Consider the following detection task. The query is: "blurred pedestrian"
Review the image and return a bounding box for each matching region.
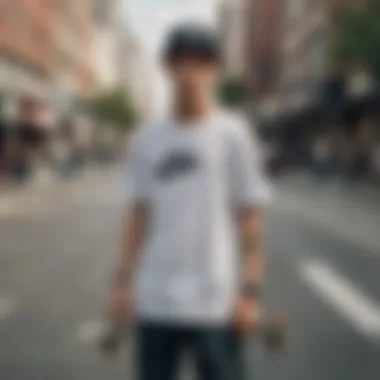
[104,23,270,380]
[8,96,48,184]
[311,135,332,183]
[0,111,9,181]
[345,123,371,187]
[372,140,380,185]
[52,137,72,177]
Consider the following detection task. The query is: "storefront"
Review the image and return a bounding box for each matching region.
[0,59,51,122]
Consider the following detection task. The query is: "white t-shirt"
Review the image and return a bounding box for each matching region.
[127,110,270,325]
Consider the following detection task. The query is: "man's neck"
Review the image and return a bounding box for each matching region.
[174,98,214,125]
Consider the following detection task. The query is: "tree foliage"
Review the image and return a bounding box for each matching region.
[333,0,380,79]
[217,76,248,108]
[91,88,137,131]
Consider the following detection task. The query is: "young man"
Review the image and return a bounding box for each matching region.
[107,23,270,380]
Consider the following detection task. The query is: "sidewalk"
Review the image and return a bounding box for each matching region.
[0,167,58,215]
[0,165,117,218]
[273,172,380,253]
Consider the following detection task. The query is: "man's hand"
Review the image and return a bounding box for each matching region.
[100,287,132,356]
[235,206,264,337]
[109,287,132,328]
[100,202,147,356]
[234,296,261,337]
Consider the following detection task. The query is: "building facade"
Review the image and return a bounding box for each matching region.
[92,0,121,90]
[0,0,55,118]
[244,0,362,120]
[218,0,246,77]
[117,32,154,117]
[93,0,118,28]
[53,0,95,116]
[279,0,327,115]
[74,0,95,98]
[92,0,153,117]
[277,0,369,119]
[244,0,283,118]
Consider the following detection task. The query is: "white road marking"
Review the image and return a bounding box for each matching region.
[77,320,107,344]
[0,296,17,320]
[299,260,380,340]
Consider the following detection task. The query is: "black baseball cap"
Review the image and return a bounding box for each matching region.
[162,23,221,64]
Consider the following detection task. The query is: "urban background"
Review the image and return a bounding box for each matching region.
[0,0,153,185]
[218,0,380,185]
[1,0,379,187]
[0,1,379,380]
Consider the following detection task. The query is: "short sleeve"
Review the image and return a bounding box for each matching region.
[230,120,272,207]
[125,133,149,202]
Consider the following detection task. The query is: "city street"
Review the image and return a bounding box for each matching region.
[0,169,379,380]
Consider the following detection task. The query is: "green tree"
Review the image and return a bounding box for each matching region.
[333,0,380,79]
[91,88,137,131]
[217,76,248,108]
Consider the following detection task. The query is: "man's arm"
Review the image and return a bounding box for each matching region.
[231,121,270,335]
[238,207,265,295]
[114,201,149,289]
[108,129,150,329]
[234,206,266,337]
[113,130,150,290]
[110,201,149,327]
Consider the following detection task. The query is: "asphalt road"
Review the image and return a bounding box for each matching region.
[0,170,379,380]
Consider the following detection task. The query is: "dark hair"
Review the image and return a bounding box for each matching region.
[163,23,221,64]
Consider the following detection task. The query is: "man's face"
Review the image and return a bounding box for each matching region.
[167,55,219,100]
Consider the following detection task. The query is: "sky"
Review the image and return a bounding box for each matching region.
[127,0,219,56]
[125,0,220,111]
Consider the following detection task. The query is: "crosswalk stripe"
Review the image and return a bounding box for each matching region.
[299,260,380,340]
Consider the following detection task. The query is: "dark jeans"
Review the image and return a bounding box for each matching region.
[136,322,247,380]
